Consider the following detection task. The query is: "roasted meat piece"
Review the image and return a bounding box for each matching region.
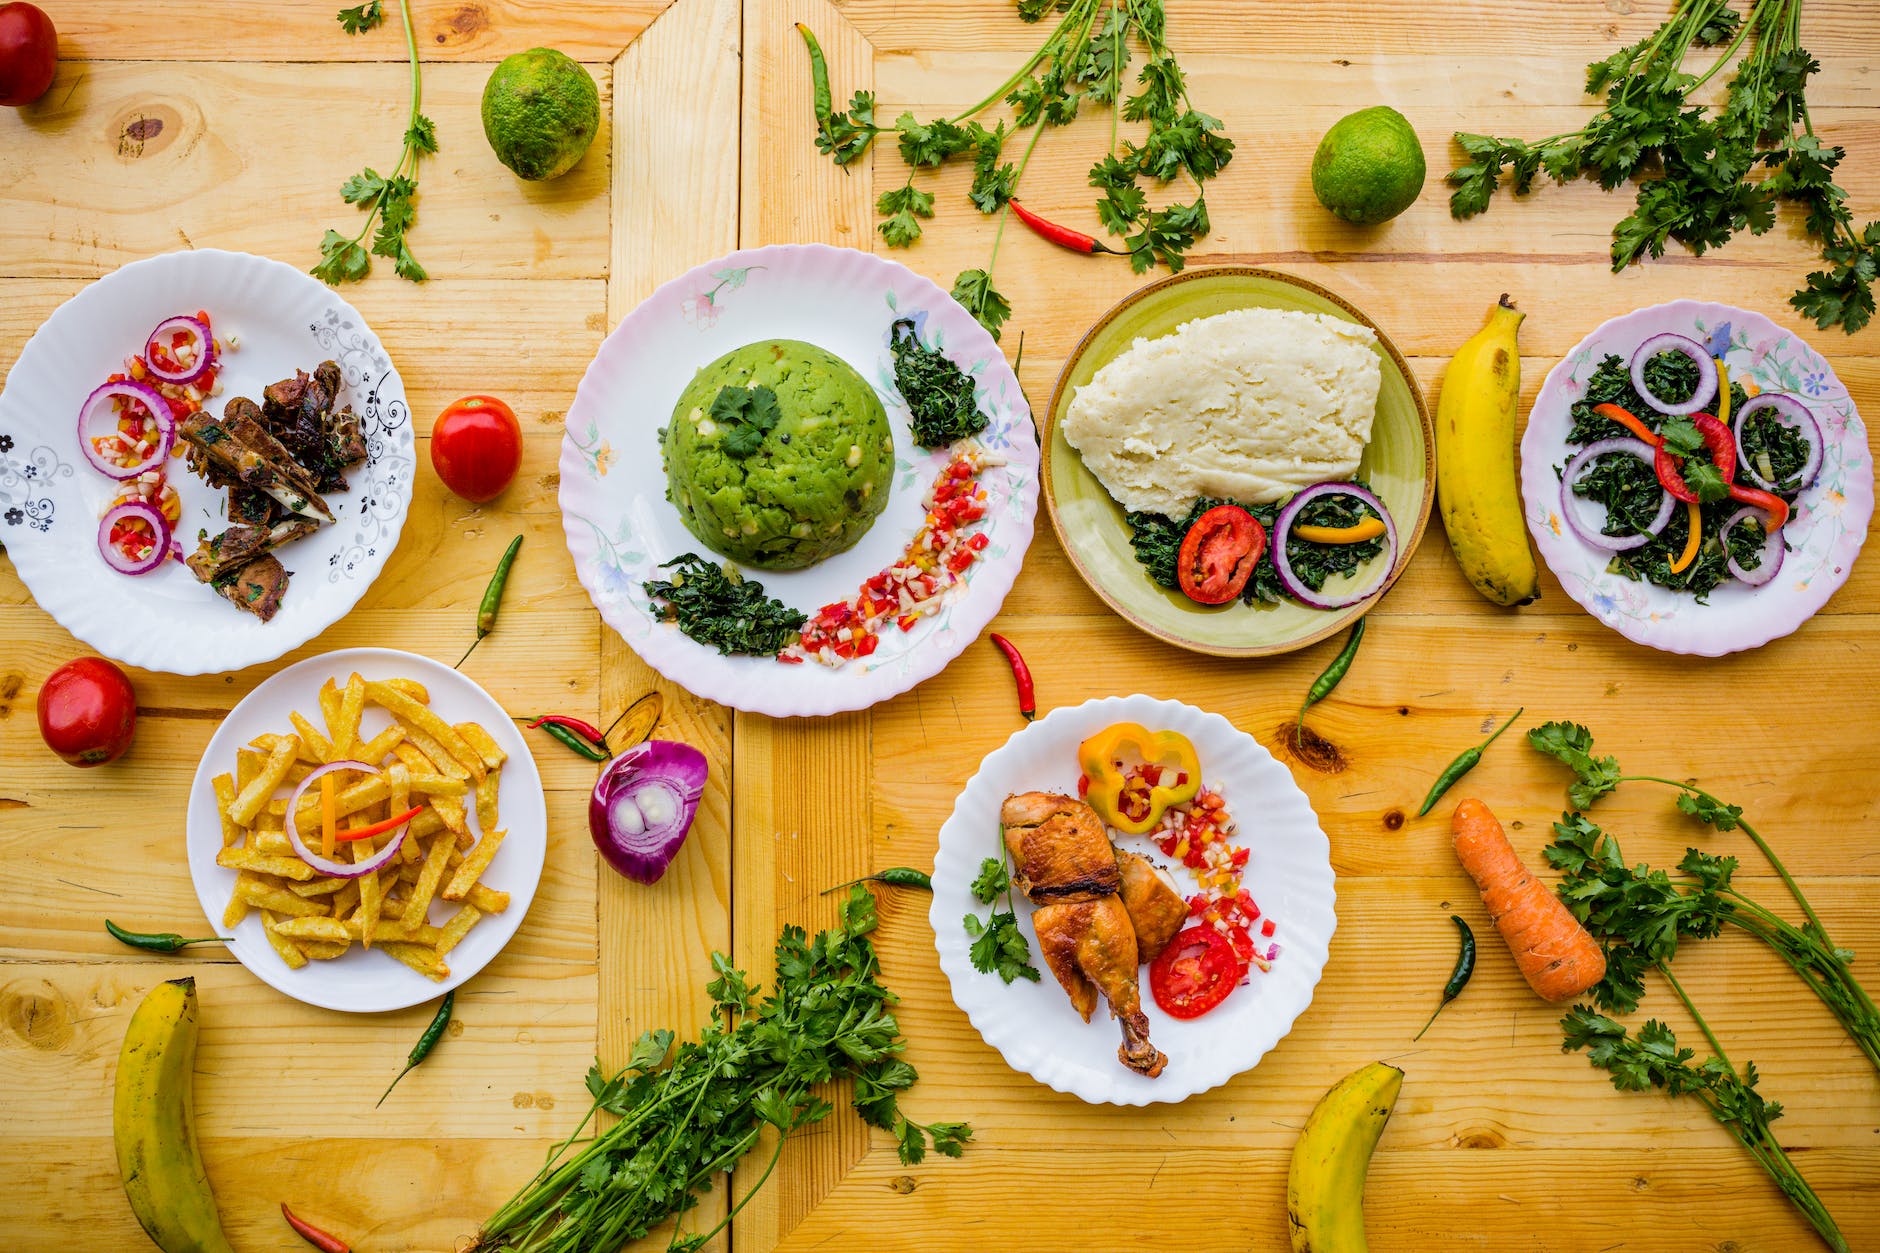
[208,555,290,622]
[999,791,1167,1078]
[185,517,320,583]
[1116,851,1188,964]
[259,360,367,492]
[227,485,276,526]
[180,398,333,522]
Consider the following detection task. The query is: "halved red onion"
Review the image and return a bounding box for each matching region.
[1733,393,1822,492]
[284,759,409,878]
[1559,438,1676,551]
[142,314,215,386]
[1271,482,1399,611]
[1722,507,1784,587]
[1629,333,1717,416]
[97,499,173,575]
[590,740,708,884]
[78,379,175,480]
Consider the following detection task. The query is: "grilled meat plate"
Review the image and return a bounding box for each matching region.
[179,398,333,523]
[208,555,291,622]
[260,360,367,492]
[185,517,321,583]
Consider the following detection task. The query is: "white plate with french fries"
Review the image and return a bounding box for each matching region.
[185,647,546,1012]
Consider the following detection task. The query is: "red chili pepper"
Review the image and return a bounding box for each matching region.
[1592,402,1662,447]
[527,713,608,744]
[1726,482,1791,532]
[1009,200,1121,256]
[989,632,1036,720]
[282,1203,351,1253]
[1653,413,1736,504]
[334,805,424,843]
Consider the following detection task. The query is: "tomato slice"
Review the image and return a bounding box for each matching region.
[1176,505,1264,605]
[1148,925,1240,1019]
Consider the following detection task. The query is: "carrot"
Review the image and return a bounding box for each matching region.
[1451,797,1606,1003]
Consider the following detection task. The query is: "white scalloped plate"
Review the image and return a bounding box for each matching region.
[0,250,415,674]
[929,695,1336,1106]
[185,648,545,1013]
[1525,300,1871,655]
[558,243,1038,718]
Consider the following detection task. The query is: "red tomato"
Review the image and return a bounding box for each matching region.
[37,657,137,767]
[1176,504,1265,605]
[0,3,57,107]
[431,395,523,503]
[1148,925,1240,1019]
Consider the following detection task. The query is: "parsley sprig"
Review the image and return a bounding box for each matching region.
[964,845,1041,985]
[473,886,970,1253]
[315,0,435,284]
[801,0,1232,340]
[708,384,783,458]
[1447,0,1877,334]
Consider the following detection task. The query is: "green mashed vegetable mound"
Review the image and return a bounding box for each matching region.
[662,340,894,570]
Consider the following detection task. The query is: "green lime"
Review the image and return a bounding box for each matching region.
[481,47,600,182]
[1310,106,1426,225]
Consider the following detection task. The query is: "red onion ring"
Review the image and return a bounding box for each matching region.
[1733,393,1822,492]
[284,759,410,879]
[1629,333,1717,416]
[97,499,173,575]
[1560,438,1676,551]
[1722,507,1784,587]
[142,314,215,386]
[1270,482,1399,610]
[78,379,176,480]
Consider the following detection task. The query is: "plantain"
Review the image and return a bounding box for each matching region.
[1287,1061,1404,1253]
[1435,294,1541,606]
[114,977,236,1253]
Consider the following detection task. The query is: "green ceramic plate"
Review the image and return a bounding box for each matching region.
[1042,267,1435,658]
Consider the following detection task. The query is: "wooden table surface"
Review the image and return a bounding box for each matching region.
[3,2,1877,1250]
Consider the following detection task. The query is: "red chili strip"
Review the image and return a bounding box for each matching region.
[282,1203,351,1253]
[527,713,608,744]
[1726,482,1791,531]
[1654,413,1736,504]
[333,805,425,843]
[1009,200,1119,256]
[989,632,1035,720]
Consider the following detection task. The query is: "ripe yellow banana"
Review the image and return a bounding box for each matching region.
[114,978,236,1253]
[1287,1061,1404,1253]
[1436,295,1541,606]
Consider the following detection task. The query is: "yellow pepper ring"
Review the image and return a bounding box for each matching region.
[1670,361,1729,578]
[1293,516,1387,545]
[1077,722,1202,836]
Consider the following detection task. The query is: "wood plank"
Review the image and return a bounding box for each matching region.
[0,60,612,281]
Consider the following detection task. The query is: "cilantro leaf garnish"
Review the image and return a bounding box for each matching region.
[708,384,782,458]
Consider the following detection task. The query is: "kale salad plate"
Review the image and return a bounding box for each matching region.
[558,244,1038,717]
[1525,301,1872,656]
[1042,267,1434,658]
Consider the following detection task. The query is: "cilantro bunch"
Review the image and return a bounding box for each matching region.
[472,887,970,1253]
[1448,0,1876,334]
[964,848,1041,985]
[803,0,1233,340]
[315,0,435,284]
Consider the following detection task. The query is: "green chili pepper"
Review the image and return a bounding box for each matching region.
[1413,915,1476,1040]
[540,720,611,762]
[1416,707,1524,817]
[1297,618,1366,735]
[456,534,523,668]
[795,22,834,129]
[105,919,229,953]
[378,990,454,1108]
[821,867,934,894]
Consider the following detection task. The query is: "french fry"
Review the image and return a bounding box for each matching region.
[330,880,361,919]
[379,941,448,981]
[236,747,264,794]
[367,680,483,781]
[213,773,240,848]
[385,677,430,705]
[229,736,298,826]
[223,871,258,928]
[455,721,507,771]
[357,829,383,949]
[435,904,482,958]
[394,724,468,783]
[289,710,333,763]
[329,672,366,760]
[475,766,502,834]
[431,793,470,838]
[216,846,317,882]
[268,916,352,944]
[238,880,329,918]
[404,827,456,923]
[356,722,406,765]
[279,771,389,825]
[465,883,511,914]
[317,678,341,732]
[406,773,468,797]
[443,829,506,902]
[262,913,309,970]
[301,940,351,960]
[288,875,350,897]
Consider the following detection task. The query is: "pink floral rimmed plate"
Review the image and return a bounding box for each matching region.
[1524,300,1871,655]
[558,243,1039,717]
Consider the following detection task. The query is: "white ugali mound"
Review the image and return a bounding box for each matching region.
[1062,308,1382,518]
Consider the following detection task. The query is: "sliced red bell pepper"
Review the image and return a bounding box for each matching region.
[1726,483,1791,532]
[1593,403,1662,447]
[334,805,425,843]
[1654,413,1736,504]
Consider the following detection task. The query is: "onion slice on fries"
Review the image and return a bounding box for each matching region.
[285,759,411,878]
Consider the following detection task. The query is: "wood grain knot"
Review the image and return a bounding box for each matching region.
[112,104,182,160]
[0,671,21,717]
[887,1175,917,1194]
[4,984,75,1051]
[1382,808,1404,831]
[434,3,489,46]
[1278,722,1345,775]
[1454,1127,1505,1149]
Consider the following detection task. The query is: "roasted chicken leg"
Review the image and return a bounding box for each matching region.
[1000,791,1167,1078]
[1116,851,1188,964]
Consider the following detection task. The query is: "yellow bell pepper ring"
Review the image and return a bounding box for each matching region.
[1077,722,1202,835]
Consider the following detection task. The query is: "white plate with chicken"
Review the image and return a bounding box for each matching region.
[0,249,414,674]
[930,695,1336,1105]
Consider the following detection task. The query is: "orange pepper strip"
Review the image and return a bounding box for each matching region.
[1294,517,1387,545]
[320,775,337,859]
[1669,501,1704,574]
[334,805,423,844]
[1593,403,1662,447]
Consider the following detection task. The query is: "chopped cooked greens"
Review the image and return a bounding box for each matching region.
[643,554,805,656]
[1125,486,1383,607]
[890,319,991,448]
